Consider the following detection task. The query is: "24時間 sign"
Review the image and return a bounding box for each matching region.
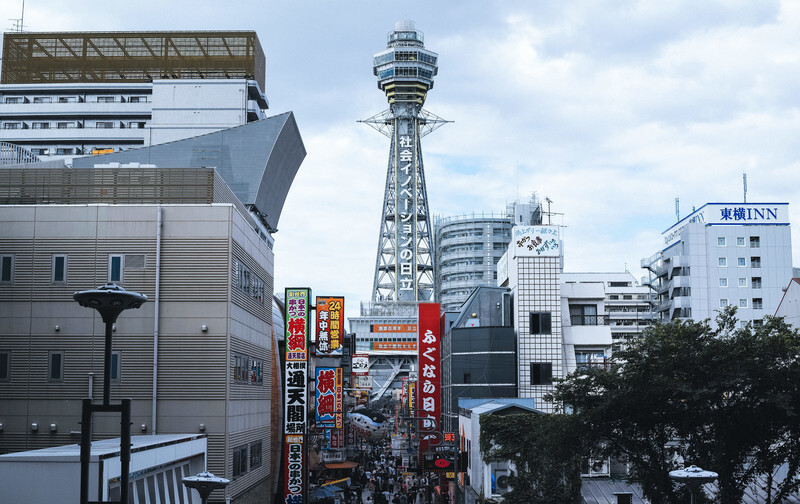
[417,303,441,453]
[316,297,344,356]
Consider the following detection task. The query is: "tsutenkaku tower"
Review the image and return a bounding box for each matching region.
[362,20,449,303]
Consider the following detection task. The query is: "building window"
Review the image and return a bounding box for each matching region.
[233,354,263,384]
[737,257,746,267]
[58,96,77,103]
[97,96,116,103]
[4,97,22,104]
[570,305,599,326]
[3,122,22,129]
[33,96,52,103]
[720,299,728,308]
[753,319,763,328]
[109,255,123,283]
[56,148,75,155]
[608,294,619,300]
[0,255,13,283]
[48,351,64,382]
[0,351,9,381]
[717,237,726,246]
[737,237,745,246]
[752,277,762,289]
[52,254,67,283]
[738,277,747,287]
[718,257,727,267]
[57,121,76,129]
[750,236,760,248]
[463,372,471,384]
[96,122,114,128]
[719,278,728,287]
[250,441,263,469]
[232,445,248,478]
[30,148,49,155]
[530,362,553,385]
[576,351,607,370]
[128,96,147,103]
[124,254,146,271]
[234,260,265,304]
[751,257,761,268]
[111,351,121,383]
[753,298,763,310]
[529,312,552,334]
[127,121,146,129]
[32,122,50,129]
[739,299,748,308]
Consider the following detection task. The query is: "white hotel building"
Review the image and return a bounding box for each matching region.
[642,202,793,326]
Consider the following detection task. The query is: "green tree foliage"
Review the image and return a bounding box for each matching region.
[550,307,800,504]
[479,412,584,504]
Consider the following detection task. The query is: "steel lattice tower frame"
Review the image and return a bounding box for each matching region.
[361,20,449,303]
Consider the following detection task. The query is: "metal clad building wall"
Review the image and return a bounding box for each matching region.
[159,237,229,301]
[227,425,271,496]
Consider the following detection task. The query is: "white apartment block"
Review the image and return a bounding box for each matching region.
[642,203,792,326]
[0,31,267,161]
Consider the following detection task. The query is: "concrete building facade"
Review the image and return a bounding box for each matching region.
[642,203,792,326]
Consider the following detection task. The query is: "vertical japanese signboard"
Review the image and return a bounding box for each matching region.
[417,303,441,454]
[284,434,304,502]
[316,296,344,356]
[315,367,343,429]
[397,133,416,294]
[284,288,309,504]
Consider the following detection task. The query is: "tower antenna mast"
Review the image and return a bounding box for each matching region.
[9,0,25,32]
[743,172,748,203]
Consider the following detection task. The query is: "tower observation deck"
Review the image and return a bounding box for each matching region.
[361,20,449,302]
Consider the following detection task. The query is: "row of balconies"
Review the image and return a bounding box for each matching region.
[3,120,147,130]
[3,95,151,104]
[0,101,152,118]
[438,263,487,275]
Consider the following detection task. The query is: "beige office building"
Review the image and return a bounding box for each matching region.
[0,167,290,503]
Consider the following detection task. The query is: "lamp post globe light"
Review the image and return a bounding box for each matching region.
[73,282,147,504]
[669,465,718,504]
[73,282,147,405]
[182,471,231,504]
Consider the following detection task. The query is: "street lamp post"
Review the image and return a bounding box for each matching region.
[669,465,718,504]
[182,471,230,504]
[74,283,147,504]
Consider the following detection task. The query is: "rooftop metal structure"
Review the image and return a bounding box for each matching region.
[1,31,266,90]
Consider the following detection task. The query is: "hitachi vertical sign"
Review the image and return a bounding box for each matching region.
[417,303,441,453]
[284,288,309,504]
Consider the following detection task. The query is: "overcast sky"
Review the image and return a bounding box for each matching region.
[6,0,800,324]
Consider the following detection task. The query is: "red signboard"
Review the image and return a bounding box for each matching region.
[417,303,441,454]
